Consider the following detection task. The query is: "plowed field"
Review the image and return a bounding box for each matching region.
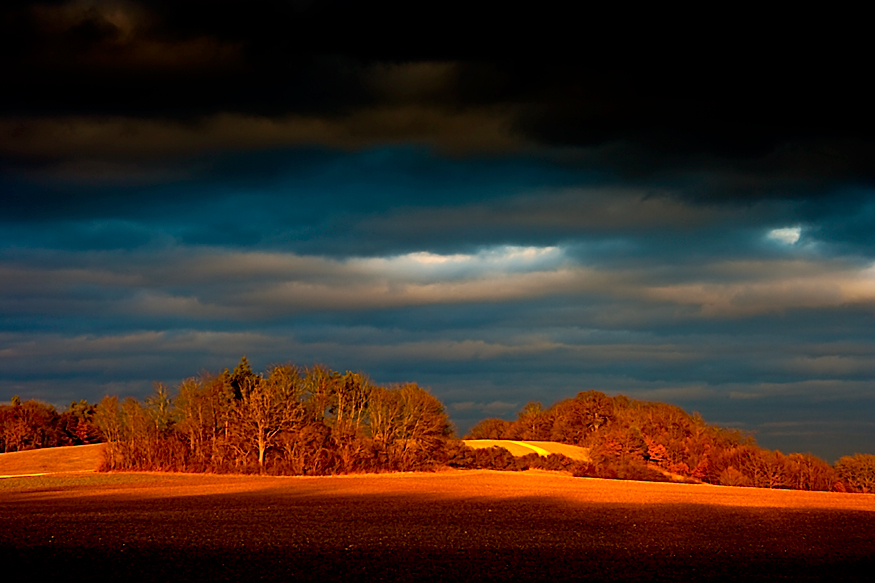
[2,470,874,581]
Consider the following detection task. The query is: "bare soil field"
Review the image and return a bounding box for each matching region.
[1,469,874,582]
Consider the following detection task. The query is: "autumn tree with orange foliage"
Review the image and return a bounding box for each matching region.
[1,397,100,453]
[836,454,875,493]
[466,391,852,491]
[93,358,454,475]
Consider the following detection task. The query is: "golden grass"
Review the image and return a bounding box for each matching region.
[463,439,591,461]
[2,468,872,513]
[0,443,104,477]
[1,443,871,514]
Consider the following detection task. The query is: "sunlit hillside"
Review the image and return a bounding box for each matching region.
[463,440,590,461]
[0,443,103,477]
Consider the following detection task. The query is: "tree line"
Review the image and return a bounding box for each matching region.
[2,358,874,492]
[0,397,101,452]
[466,390,873,492]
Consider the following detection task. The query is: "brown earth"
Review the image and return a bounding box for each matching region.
[1,469,874,582]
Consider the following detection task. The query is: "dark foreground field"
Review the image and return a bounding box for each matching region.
[2,470,874,582]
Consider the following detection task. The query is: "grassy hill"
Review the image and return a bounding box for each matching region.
[463,439,590,461]
[0,443,104,477]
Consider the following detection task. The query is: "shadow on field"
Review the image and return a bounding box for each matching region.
[2,484,874,582]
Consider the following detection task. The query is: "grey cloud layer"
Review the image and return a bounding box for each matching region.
[5,239,873,321]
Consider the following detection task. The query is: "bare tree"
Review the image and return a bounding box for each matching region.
[231,364,305,470]
[836,454,875,493]
[93,396,123,469]
[368,383,452,470]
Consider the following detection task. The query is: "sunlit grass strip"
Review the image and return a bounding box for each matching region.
[462,439,590,461]
[0,470,95,479]
[507,440,552,456]
[0,472,191,493]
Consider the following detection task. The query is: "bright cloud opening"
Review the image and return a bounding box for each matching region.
[767,227,801,245]
[366,245,564,274]
[405,251,473,265]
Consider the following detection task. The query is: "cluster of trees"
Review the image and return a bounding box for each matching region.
[95,358,453,474]
[3,362,875,493]
[466,390,871,492]
[0,397,101,453]
[835,454,875,493]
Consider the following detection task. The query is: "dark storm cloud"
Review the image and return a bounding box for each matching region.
[3,135,871,261]
[1,1,366,117]
[3,1,872,198]
[2,2,875,462]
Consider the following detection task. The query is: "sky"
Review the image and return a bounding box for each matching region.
[1,2,873,462]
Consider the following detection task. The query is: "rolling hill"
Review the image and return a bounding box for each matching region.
[0,443,104,477]
[462,439,590,461]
